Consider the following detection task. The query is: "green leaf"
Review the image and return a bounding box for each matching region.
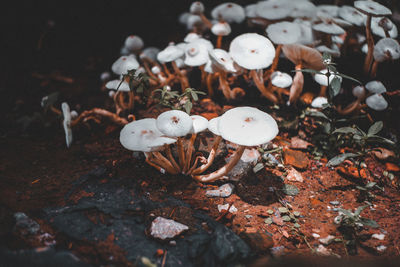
[305,110,331,121]
[191,91,198,101]
[367,135,395,146]
[359,218,379,228]
[329,76,341,97]
[338,208,354,217]
[332,127,358,135]
[327,153,359,167]
[293,69,323,75]
[283,184,299,196]
[367,121,383,136]
[354,205,368,216]
[336,72,362,84]
[184,101,192,114]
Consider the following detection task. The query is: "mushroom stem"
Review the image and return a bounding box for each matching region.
[336,99,362,115]
[152,151,179,174]
[164,144,181,173]
[177,138,186,171]
[218,72,234,99]
[269,44,282,76]
[71,108,128,127]
[142,60,159,81]
[191,135,222,175]
[364,14,374,75]
[183,133,197,173]
[192,145,245,183]
[288,64,304,105]
[370,60,379,78]
[186,155,206,175]
[199,13,213,29]
[128,91,135,110]
[144,152,166,174]
[206,73,215,97]
[319,85,327,97]
[216,35,223,49]
[171,61,190,91]
[250,69,278,103]
[162,63,174,79]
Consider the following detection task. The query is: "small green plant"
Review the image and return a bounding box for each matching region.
[118,69,153,94]
[153,86,206,114]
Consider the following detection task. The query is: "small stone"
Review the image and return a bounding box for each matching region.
[293,211,301,217]
[241,148,261,164]
[205,183,234,198]
[150,217,188,240]
[312,233,321,239]
[286,167,304,182]
[319,235,335,245]
[270,246,285,257]
[290,136,312,149]
[267,209,274,215]
[283,149,310,169]
[372,233,385,240]
[377,245,387,252]
[14,212,40,235]
[330,201,340,206]
[264,217,273,225]
[217,204,238,213]
[282,215,291,222]
[278,207,289,214]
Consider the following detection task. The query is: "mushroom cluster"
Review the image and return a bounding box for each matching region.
[120,107,278,182]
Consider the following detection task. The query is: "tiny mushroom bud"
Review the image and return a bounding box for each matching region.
[190,1,204,15]
[352,85,366,99]
[124,35,144,53]
[366,94,388,111]
[211,21,231,48]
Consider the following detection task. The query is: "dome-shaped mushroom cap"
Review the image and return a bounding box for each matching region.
[366,94,388,111]
[256,1,292,20]
[105,79,130,92]
[211,3,245,24]
[120,119,176,152]
[371,17,398,38]
[245,4,257,18]
[190,115,209,134]
[352,85,366,98]
[293,19,314,45]
[282,44,325,70]
[266,22,302,45]
[112,55,139,75]
[291,1,317,18]
[312,21,345,35]
[229,33,275,70]
[271,71,293,88]
[156,110,192,137]
[317,5,339,19]
[218,107,279,147]
[373,38,400,62]
[208,117,221,135]
[311,96,328,108]
[339,5,366,26]
[184,32,200,43]
[157,45,184,63]
[365,81,386,94]
[140,47,160,62]
[354,1,392,16]
[184,42,209,67]
[192,38,214,52]
[190,1,205,15]
[124,35,144,52]
[186,14,204,30]
[314,69,342,86]
[209,49,236,73]
[211,21,231,36]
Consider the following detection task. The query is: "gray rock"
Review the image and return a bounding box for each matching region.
[205,183,234,198]
[330,201,340,206]
[227,160,252,181]
[319,235,335,245]
[14,212,40,235]
[150,217,188,240]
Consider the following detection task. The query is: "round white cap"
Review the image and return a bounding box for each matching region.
[156,110,192,137]
[111,55,139,75]
[190,1,205,15]
[291,1,317,18]
[184,41,209,67]
[314,69,342,86]
[209,48,236,73]
[157,45,184,63]
[208,117,221,135]
[140,47,160,62]
[211,3,245,24]
[354,1,392,16]
[339,5,366,26]
[211,21,231,36]
[317,5,339,19]
[105,79,130,92]
[373,38,400,62]
[271,71,293,88]
[184,32,200,43]
[311,96,328,108]
[352,85,366,98]
[365,81,386,94]
[190,115,209,134]
[266,22,301,45]
[366,94,388,111]
[256,1,292,20]
[371,17,398,38]
[124,35,144,52]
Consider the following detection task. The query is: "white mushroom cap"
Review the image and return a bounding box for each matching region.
[179,12,190,25]
[61,102,73,148]
[365,81,386,94]
[209,48,236,73]
[332,35,344,45]
[100,71,111,81]
[120,118,176,152]
[176,42,188,51]
[229,33,275,70]
[317,5,339,19]
[184,32,200,43]
[311,96,328,108]
[156,110,192,137]
[271,71,292,88]
[208,117,220,135]
[140,47,160,62]
[192,38,214,52]
[362,43,369,54]
[293,19,315,45]
[354,1,392,16]
[151,66,161,74]
[190,115,209,134]
[352,85,366,98]
[204,59,213,73]
[105,79,130,92]
[314,69,342,86]
[218,107,278,147]
[371,17,398,38]
[291,1,317,18]
[175,58,185,69]
[373,38,400,62]
[256,1,292,20]
[245,4,257,18]
[211,21,231,36]
[339,5,366,26]
[366,94,388,111]
[266,22,302,45]
[211,3,245,24]
[111,55,139,75]
[186,14,204,30]
[190,1,205,15]
[157,45,184,63]
[124,35,144,52]
[312,21,345,35]
[184,41,209,66]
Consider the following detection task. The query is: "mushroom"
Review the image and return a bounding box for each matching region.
[211,21,231,48]
[336,85,366,115]
[311,96,328,108]
[316,5,339,19]
[313,69,343,97]
[255,1,292,21]
[354,0,392,75]
[366,94,388,111]
[312,20,345,48]
[211,3,245,24]
[290,1,317,19]
[371,17,398,38]
[270,71,292,101]
[190,1,212,29]
[192,107,278,182]
[105,79,134,114]
[62,102,73,148]
[184,32,200,43]
[282,44,324,105]
[111,55,139,76]
[123,35,144,54]
[229,33,278,103]
[371,38,400,77]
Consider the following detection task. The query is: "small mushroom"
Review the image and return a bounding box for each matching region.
[211,21,231,48]
[255,1,292,21]
[371,38,400,77]
[190,1,212,29]
[123,35,144,54]
[211,3,245,24]
[314,69,342,97]
[366,94,388,111]
[111,55,139,75]
[311,96,328,108]
[61,102,73,148]
[371,17,398,38]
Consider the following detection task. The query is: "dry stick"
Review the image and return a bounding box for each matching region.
[190,135,222,175]
[250,69,278,103]
[152,151,179,174]
[192,145,245,182]
[164,144,181,173]
[183,133,197,173]
[186,155,207,175]
[71,108,128,127]
[171,61,190,91]
[364,14,374,75]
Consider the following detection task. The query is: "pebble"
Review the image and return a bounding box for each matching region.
[319,235,335,245]
[150,217,188,240]
[312,233,321,239]
[205,183,234,198]
[330,201,340,206]
[240,148,260,164]
[217,204,238,213]
[14,212,40,235]
[286,167,304,182]
[372,233,385,240]
[377,245,387,252]
[316,245,341,258]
